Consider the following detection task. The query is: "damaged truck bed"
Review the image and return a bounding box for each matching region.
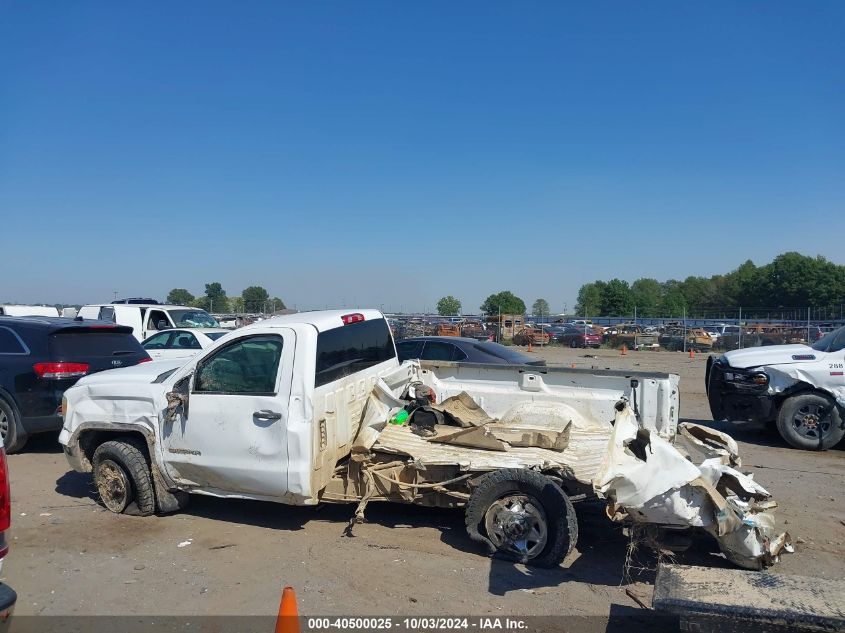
[59,310,790,570]
[327,361,791,569]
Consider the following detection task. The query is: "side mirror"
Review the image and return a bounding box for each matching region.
[164,375,191,422]
[157,320,171,330]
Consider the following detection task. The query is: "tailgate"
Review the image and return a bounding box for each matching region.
[49,328,149,373]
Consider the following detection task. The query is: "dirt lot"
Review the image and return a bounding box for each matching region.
[5,347,845,626]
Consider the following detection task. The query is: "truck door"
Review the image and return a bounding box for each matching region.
[160,329,295,498]
[114,306,144,341]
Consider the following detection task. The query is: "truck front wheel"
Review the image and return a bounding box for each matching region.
[776,393,845,450]
[92,440,156,516]
[465,469,577,568]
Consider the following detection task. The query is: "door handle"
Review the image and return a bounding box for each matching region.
[254,410,282,421]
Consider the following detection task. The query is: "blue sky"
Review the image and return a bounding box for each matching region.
[2,2,843,313]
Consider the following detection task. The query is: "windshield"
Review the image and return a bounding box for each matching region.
[811,326,845,353]
[168,309,219,328]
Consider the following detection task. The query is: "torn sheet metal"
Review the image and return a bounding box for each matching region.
[353,378,406,452]
[436,391,494,428]
[678,422,741,467]
[428,425,509,451]
[594,405,791,569]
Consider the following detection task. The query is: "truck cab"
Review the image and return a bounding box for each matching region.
[77,304,220,342]
[60,310,399,505]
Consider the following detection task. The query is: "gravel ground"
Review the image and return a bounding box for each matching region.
[4,347,844,626]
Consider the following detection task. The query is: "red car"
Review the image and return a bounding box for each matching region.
[558,326,602,348]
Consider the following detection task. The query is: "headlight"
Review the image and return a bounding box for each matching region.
[724,370,768,386]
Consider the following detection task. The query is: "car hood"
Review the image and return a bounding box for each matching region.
[74,358,187,385]
[722,344,818,369]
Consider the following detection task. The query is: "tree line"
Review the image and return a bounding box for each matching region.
[436,292,551,317]
[575,252,845,318]
[167,283,285,314]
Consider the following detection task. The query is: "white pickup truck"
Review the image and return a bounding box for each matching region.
[60,310,786,569]
[707,325,845,450]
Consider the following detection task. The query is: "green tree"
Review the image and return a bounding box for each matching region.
[166,288,195,306]
[270,297,287,312]
[242,285,270,313]
[437,295,462,316]
[194,282,229,313]
[601,279,633,316]
[531,298,550,317]
[630,279,662,317]
[229,296,244,313]
[480,291,526,315]
[661,280,687,317]
[574,281,606,316]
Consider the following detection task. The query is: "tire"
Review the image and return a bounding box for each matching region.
[92,440,156,516]
[776,393,845,451]
[465,468,577,568]
[569,339,577,348]
[0,397,27,454]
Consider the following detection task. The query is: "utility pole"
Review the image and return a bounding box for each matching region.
[807,306,811,344]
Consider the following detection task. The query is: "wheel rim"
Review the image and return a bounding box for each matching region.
[484,494,548,561]
[96,460,131,512]
[792,404,831,439]
[0,409,8,441]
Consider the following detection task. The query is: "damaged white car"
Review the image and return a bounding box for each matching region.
[707,325,845,450]
[59,310,788,569]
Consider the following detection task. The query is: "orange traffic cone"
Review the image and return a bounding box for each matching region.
[275,586,300,633]
[621,344,628,356]
[689,348,695,359]
[527,339,534,353]
[570,363,576,368]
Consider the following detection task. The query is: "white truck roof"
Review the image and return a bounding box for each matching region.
[237,309,385,333]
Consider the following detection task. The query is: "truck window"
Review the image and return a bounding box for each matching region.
[812,326,845,353]
[315,319,395,387]
[195,335,283,394]
[147,310,170,331]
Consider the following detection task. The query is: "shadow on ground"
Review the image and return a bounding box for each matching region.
[54,463,740,599]
[18,431,63,454]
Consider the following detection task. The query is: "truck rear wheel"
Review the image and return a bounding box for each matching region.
[465,468,577,568]
[776,393,845,451]
[93,440,156,516]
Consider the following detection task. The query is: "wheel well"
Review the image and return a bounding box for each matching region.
[776,385,836,406]
[77,429,152,471]
[0,388,20,414]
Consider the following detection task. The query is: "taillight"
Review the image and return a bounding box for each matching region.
[138,357,153,364]
[33,362,90,379]
[341,313,365,325]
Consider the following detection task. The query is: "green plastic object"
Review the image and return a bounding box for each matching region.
[389,409,409,426]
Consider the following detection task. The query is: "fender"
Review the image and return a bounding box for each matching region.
[65,422,167,480]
